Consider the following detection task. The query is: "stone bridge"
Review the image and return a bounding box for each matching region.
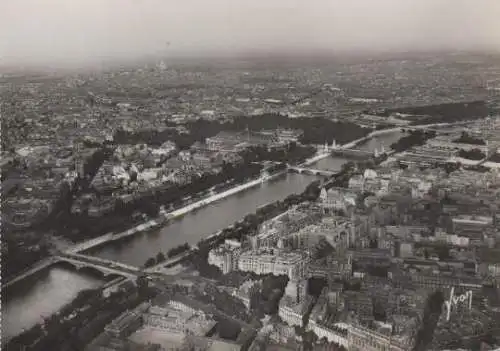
[65,233,115,254]
[288,166,337,177]
[53,253,140,279]
[2,254,139,290]
[2,258,58,290]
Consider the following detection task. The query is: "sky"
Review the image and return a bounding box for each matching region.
[1,0,500,68]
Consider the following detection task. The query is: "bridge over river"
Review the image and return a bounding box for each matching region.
[2,254,138,290]
[287,166,337,177]
[2,248,199,290]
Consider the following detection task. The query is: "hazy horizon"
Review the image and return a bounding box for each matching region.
[1,0,500,70]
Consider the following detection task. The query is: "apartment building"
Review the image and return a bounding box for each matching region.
[207,239,242,274]
[348,324,408,351]
[237,249,309,281]
[143,298,216,337]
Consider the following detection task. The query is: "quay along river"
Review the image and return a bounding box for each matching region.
[2,130,404,341]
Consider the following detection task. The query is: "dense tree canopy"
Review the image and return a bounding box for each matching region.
[390,130,436,153]
[453,131,486,145]
[457,148,486,160]
[115,113,371,149]
[374,100,492,125]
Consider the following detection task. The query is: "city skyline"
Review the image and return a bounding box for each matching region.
[1,0,500,69]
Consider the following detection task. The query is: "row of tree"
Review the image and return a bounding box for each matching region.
[143,243,191,267]
[189,180,323,280]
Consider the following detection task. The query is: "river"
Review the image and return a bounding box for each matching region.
[2,268,103,341]
[89,173,319,266]
[357,130,405,152]
[2,130,404,341]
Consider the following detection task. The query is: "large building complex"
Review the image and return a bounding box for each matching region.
[207,239,242,274]
[238,249,309,281]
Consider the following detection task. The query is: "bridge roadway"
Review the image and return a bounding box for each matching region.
[2,253,140,290]
[2,257,58,290]
[2,248,202,290]
[288,166,336,176]
[53,253,139,278]
[58,252,140,272]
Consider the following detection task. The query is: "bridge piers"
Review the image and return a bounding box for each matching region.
[3,254,140,290]
[53,254,139,279]
[288,166,336,177]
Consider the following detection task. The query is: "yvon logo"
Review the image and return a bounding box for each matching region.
[444,287,472,321]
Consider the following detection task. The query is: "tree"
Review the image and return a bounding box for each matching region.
[454,131,486,145]
[217,319,242,340]
[457,148,485,160]
[144,257,156,267]
[156,252,166,263]
[390,130,436,152]
[243,214,259,228]
[303,330,319,351]
[413,291,445,351]
[435,245,451,261]
[167,243,191,258]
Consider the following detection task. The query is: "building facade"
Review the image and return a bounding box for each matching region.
[207,239,242,274]
[237,249,309,281]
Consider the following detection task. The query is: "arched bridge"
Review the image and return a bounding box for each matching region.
[53,253,140,279]
[65,233,114,254]
[288,166,337,177]
[2,254,139,290]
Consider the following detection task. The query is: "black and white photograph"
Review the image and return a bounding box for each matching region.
[1,1,500,350]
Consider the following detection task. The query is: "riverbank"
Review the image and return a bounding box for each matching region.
[66,169,290,255]
[66,148,335,256]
